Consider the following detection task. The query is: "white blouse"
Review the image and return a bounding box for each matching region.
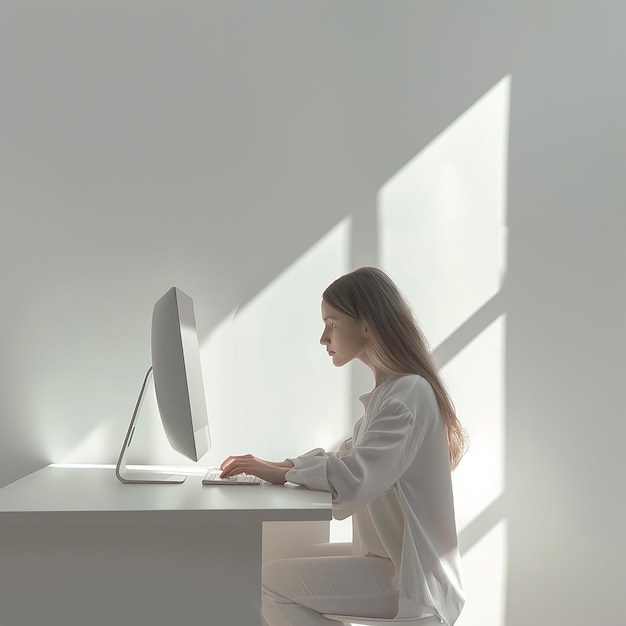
[285,374,464,625]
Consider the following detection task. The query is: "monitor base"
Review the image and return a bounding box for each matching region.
[115,367,186,484]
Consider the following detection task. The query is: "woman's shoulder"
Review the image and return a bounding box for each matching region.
[379,374,438,413]
[383,373,432,394]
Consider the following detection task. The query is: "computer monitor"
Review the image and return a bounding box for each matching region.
[115,287,211,484]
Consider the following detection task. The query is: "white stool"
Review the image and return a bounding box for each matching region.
[322,614,444,625]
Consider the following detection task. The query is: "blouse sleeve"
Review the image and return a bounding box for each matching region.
[285,397,429,519]
[286,433,354,467]
[286,448,327,466]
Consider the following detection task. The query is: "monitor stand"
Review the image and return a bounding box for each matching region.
[115,367,186,484]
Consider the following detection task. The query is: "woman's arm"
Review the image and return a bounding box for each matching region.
[286,398,430,517]
[219,436,353,485]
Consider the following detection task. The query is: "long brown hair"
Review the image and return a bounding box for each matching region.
[323,267,467,470]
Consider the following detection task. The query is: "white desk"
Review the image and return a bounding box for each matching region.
[0,465,332,626]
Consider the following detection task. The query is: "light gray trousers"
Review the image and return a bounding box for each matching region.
[262,542,399,626]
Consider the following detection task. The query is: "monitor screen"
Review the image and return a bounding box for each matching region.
[116,287,210,484]
[152,287,210,462]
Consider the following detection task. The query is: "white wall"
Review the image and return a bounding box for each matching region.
[1,2,625,625]
[505,4,626,624]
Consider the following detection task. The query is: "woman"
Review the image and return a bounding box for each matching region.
[220,267,467,626]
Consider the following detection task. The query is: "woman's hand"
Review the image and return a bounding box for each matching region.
[220,455,294,484]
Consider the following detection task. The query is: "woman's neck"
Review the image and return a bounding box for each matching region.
[371,367,395,388]
[358,355,397,388]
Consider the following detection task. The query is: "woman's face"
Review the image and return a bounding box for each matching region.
[320,299,369,367]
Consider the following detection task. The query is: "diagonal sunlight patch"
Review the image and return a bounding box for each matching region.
[378,76,509,348]
[378,75,511,626]
[458,519,508,626]
[197,219,352,469]
[444,315,506,530]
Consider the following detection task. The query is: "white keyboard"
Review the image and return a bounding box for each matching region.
[202,468,262,486]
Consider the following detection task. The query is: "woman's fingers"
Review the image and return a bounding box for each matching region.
[220,454,254,470]
[218,455,288,484]
[220,455,260,477]
[218,457,287,484]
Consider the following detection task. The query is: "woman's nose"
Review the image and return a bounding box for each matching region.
[320,331,329,345]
